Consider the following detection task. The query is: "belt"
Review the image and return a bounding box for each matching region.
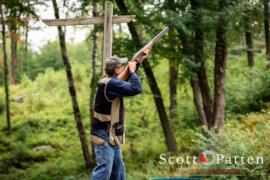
[92,117,110,132]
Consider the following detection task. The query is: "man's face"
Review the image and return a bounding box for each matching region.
[114,65,125,76]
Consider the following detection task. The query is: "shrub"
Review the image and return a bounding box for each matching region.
[226,54,270,115]
[192,113,270,179]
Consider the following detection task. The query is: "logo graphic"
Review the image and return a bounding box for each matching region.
[199,150,216,166]
[159,151,263,166]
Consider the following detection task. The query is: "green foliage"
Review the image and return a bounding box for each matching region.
[0,35,269,180]
[1,50,270,179]
[113,36,135,58]
[226,53,270,114]
[193,112,270,179]
[17,41,91,81]
[1,0,270,179]
[0,64,91,179]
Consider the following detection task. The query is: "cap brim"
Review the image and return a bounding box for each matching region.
[119,57,128,64]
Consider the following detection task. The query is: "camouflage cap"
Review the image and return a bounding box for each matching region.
[105,55,128,76]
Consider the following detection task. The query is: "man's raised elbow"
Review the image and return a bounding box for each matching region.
[135,86,142,95]
[131,86,142,95]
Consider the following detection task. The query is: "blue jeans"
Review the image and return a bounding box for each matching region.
[91,139,125,180]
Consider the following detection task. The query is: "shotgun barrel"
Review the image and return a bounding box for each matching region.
[134,26,169,57]
[117,27,169,80]
[151,26,170,43]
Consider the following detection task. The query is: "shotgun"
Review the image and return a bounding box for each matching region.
[118,26,170,80]
[134,26,169,63]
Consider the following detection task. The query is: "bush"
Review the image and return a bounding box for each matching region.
[192,112,270,179]
[226,54,270,115]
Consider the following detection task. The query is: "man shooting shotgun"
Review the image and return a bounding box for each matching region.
[90,27,169,180]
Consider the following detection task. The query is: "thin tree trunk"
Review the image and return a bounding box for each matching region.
[197,69,213,127]
[213,0,228,133]
[168,0,209,128]
[51,0,91,169]
[23,22,29,77]
[244,14,254,67]
[245,30,254,67]
[10,28,17,84]
[115,0,177,152]
[1,4,11,132]
[169,58,178,118]
[166,1,178,118]
[25,24,28,54]
[191,0,213,127]
[89,3,98,160]
[190,80,208,127]
[176,21,209,128]
[264,0,270,60]
[25,7,30,55]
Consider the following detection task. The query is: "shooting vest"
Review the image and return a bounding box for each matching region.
[92,76,125,146]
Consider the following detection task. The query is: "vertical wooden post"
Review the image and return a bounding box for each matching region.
[102,1,113,74]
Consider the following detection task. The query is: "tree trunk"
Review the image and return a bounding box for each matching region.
[115,0,177,152]
[213,0,228,133]
[25,22,29,75]
[190,79,208,127]
[51,0,91,169]
[197,69,213,127]
[166,0,178,119]
[1,4,11,132]
[89,3,99,159]
[244,13,254,67]
[191,0,213,128]
[25,26,28,53]
[264,0,270,60]
[169,58,178,118]
[245,30,254,67]
[10,28,17,84]
[176,20,209,128]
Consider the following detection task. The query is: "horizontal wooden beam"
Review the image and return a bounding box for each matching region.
[43,15,135,26]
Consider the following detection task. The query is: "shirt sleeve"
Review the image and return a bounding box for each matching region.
[126,63,141,81]
[106,72,142,98]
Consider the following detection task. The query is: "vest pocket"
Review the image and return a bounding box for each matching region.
[112,122,124,136]
[91,135,105,145]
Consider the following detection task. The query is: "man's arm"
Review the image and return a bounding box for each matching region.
[126,63,140,81]
[106,72,142,98]
[117,48,151,81]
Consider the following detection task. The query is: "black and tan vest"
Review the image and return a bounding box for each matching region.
[91,76,126,146]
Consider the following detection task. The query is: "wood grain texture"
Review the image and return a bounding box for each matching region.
[43,15,135,26]
[102,2,113,74]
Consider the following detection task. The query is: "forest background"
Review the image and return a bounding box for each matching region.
[0,0,270,179]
